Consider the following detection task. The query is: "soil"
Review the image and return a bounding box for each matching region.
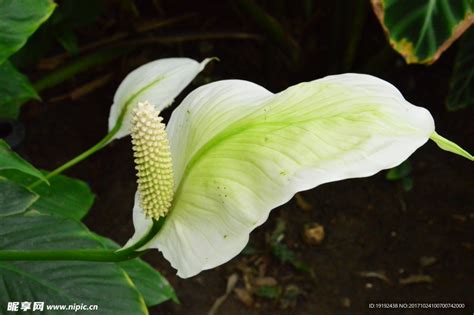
[13,1,474,314]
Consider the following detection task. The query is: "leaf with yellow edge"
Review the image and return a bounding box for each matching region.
[371,0,473,64]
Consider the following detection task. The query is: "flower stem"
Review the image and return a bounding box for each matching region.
[0,218,164,262]
[27,127,118,189]
[0,249,141,262]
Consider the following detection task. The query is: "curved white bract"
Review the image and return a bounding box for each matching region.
[108,58,212,140]
[126,74,435,278]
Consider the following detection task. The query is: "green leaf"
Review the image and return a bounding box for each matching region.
[0,177,38,216]
[0,60,39,119]
[386,160,412,180]
[119,259,178,306]
[12,0,103,67]
[54,27,79,55]
[255,285,281,299]
[0,0,56,63]
[96,237,178,307]
[401,176,414,192]
[236,0,300,63]
[2,170,94,220]
[371,0,473,64]
[51,0,102,28]
[447,27,474,110]
[0,139,47,183]
[0,212,148,315]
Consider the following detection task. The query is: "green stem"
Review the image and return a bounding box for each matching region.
[28,126,119,189]
[0,218,165,262]
[0,249,141,262]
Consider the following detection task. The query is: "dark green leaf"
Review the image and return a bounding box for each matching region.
[447,27,474,110]
[12,0,103,67]
[119,259,178,306]
[54,27,79,55]
[269,218,313,274]
[272,242,295,264]
[386,160,412,180]
[96,237,178,306]
[0,212,148,315]
[2,170,94,221]
[0,177,38,216]
[0,139,46,183]
[50,0,102,27]
[237,0,300,63]
[401,177,414,192]
[0,0,56,63]
[255,285,281,299]
[0,61,39,119]
[371,0,473,64]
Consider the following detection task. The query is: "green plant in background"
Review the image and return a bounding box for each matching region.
[238,0,473,109]
[268,218,313,274]
[386,160,414,191]
[447,27,474,110]
[371,0,474,110]
[0,0,55,119]
[371,0,472,64]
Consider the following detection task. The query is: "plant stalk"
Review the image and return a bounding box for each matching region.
[27,127,117,189]
[0,218,164,262]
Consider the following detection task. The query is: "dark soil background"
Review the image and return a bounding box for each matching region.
[10,1,474,314]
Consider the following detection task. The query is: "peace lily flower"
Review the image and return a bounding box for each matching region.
[120,73,472,278]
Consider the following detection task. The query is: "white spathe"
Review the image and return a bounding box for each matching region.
[125,73,435,278]
[108,58,213,140]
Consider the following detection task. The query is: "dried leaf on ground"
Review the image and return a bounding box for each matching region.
[234,287,254,307]
[207,274,239,315]
[303,222,325,245]
[295,193,314,211]
[399,274,434,286]
[357,271,392,285]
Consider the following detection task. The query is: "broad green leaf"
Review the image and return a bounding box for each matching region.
[2,170,94,220]
[0,0,56,63]
[119,259,178,306]
[12,0,103,68]
[0,61,39,119]
[371,0,473,64]
[0,177,38,216]
[0,212,148,315]
[108,58,213,140]
[127,74,440,278]
[0,139,47,183]
[96,237,177,306]
[447,27,474,110]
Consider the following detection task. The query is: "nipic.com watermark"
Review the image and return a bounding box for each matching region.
[6,301,98,312]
